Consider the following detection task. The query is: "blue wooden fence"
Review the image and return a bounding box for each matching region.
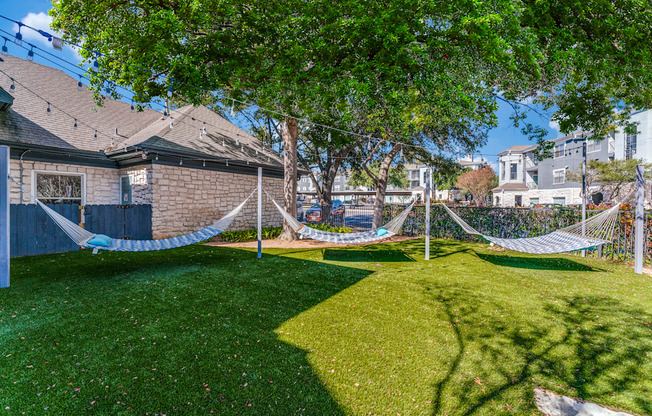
[10,204,152,258]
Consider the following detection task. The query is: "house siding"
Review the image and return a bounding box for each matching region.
[151,164,283,239]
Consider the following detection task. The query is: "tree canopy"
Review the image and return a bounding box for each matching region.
[456,166,497,205]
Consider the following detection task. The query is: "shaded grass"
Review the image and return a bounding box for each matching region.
[2,239,652,415]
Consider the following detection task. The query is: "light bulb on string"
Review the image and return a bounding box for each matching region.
[1,37,8,56]
[202,160,206,167]
[155,154,159,161]
[199,129,203,139]
[169,119,174,129]
[104,82,111,98]
[241,145,244,152]
[236,138,239,146]
[91,54,99,72]
[73,119,77,128]
[130,99,135,113]
[222,139,225,147]
[94,130,98,139]
[226,160,229,167]
[77,76,83,91]
[179,159,183,166]
[9,78,15,93]
[14,24,23,46]
[167,85,173,97]
[26,46,34,62]
[46,102,51,115]
[230,99,235,117]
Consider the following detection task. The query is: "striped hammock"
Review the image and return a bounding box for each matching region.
[34,190,255,252]
[268,193,415,244]
[440,203,620,254]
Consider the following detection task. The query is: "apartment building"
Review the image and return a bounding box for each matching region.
[493,131,617,207]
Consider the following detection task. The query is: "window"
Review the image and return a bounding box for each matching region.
[626,134,637,159]
[587,139,600,153]
[554,143,565,158]
[510,163,518,180]
[553,197,566,206]
[120,176,132,205]
[495,196,500,205]
[553,168,566,185]
[35,172,84,204]
[515,195,522,206]
[500,162,505,180]
[530,197,539,206]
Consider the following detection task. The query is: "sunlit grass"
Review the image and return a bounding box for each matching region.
[1,240,651,415]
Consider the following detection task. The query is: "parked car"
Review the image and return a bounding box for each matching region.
[305,200,346,223]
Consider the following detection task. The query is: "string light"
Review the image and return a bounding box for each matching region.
[94,130,97,139]
[179,158,183,166]
[199,129,203,139]
[9,77,14,92]
[26,45,33,61]
[77,76,83,91]
[73,118,77,128]
[91,54,99,72]
[230,99,235,117]
[155,154,159,161]
[14,23,22,46]
[202,159,206,167]
[46,102,51,115]
[1,37,8,56]
[130,99,135,113]
[226,160,229,167]
[167,85,173,97]
[169,119,174,129]
[236,138,239,146]
[114,127,118,136]
[222,139,225,147]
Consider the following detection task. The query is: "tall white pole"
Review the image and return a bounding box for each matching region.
[581,141,587,257]
[425,167,431,260]
[257,167,262,259]
[0,146,9,288]
[635,164,644,274]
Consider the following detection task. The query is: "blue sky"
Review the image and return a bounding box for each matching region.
[0,2,562,167]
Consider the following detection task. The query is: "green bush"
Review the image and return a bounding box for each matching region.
[221,226,282,242]
[309,223,352,233]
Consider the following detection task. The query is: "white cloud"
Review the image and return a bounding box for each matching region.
[13,12,82,61]
[549,119,561,132]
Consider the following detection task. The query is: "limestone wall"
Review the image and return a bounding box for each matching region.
[151,164,284,238]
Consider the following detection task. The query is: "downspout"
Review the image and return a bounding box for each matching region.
[18,150,30,203]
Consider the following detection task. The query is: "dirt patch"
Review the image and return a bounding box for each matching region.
[206,235,419,249]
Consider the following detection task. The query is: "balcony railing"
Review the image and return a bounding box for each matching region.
[527,181,538,189]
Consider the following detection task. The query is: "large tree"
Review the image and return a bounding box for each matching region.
[51,0,652,237]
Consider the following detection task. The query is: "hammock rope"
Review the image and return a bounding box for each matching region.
[266,190,415,244]
[439,203,621,254]
[9,175,254,252]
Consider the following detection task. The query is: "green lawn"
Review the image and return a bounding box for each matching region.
[1,239,651,415]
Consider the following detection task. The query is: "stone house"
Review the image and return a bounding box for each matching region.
[0,55,284,239]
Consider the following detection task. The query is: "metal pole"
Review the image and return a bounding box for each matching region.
[0,146,9,288]
[635,164,644,274]
[425,167,431,260]
[582,141,587,257]
[257,167,262,259]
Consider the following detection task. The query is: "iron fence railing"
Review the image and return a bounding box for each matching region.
[299,203,375,230]
[383,204,652,266]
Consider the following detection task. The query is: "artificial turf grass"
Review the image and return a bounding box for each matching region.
[0,240,651,415]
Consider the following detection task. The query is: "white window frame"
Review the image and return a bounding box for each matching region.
[32,170,86,205]
[554,143,565,158]
[587,139,600,153]
[553,168,566,185]
[510,163,518,180]
[529,197,539,206]
[552,197,566,206]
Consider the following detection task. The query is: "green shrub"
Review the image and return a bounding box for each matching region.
[221,226,282,242]
[309,223,352,233]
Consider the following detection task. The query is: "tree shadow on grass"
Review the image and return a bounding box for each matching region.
[476,252,603,272]
[422,283,652,415]
[0,246,373,415]
[322,249,416,262]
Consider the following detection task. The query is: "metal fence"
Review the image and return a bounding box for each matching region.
[299,202,375,230]
[384,204,652,266]
[10,203,152,257]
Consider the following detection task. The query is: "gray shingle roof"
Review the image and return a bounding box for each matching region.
[0,56,283,169]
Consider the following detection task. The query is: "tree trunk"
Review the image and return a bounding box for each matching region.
[369,144,402,228]
[280,118,298,241]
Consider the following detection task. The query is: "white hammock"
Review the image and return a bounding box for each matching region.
[28,185,254,252]
[440,203,620,254]
[268,192,415,244]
